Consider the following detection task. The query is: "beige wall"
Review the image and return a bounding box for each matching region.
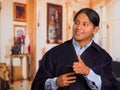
[0,0,27,79]
[0,0,120,74]
[0,0,90,78]
[91,0,120,60]
[35,0,90,70]
[0,0,26,63]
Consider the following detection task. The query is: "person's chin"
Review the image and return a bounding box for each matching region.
[74,36,82,41]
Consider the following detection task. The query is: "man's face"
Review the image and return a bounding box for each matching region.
[73,13,98,43]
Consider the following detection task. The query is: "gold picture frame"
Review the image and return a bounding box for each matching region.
[14,25,26,44]
[13,2,26,22]
[47,3,62,44]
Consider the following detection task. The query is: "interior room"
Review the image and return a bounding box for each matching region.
[0,0,120,90]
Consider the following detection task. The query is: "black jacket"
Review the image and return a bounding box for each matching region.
[31,39,118,90]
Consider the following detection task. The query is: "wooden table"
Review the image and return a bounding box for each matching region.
[9,54,31,83]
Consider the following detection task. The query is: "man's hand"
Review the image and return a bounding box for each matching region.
[73,55,90,75]
[56,73,76,87]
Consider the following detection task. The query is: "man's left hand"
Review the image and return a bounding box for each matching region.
[73,55,90,75]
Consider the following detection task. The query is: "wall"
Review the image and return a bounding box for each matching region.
[91,0,120,61]
[108,0,120,60]
[26,0,37,79]
[0,1,1,61]
[0,0,26,62]
[1,0,120,79]
[0,0,90,77]
[35,0,90,70]
[0,0,27,79]
[1,0,120,71]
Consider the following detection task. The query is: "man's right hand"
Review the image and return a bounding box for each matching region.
[56,72,76,87]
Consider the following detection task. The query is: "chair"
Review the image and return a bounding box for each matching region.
[0,63,10,89]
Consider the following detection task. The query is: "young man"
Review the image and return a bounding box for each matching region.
[31,8,118,90]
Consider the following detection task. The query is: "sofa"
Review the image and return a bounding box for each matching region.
[112,61,120,90]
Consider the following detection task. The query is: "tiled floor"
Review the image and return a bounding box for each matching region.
[10,80,32,90]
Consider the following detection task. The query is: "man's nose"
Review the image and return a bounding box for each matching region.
[76,24,83,29]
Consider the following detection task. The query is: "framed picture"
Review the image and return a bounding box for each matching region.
[47,3,62,44]
[13,2,26,22]
[14,25,26,44]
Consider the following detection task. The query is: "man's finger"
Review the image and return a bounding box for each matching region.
[77,55,81,61]
[77,55,84,63]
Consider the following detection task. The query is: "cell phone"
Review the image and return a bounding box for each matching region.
[65,65,74,73]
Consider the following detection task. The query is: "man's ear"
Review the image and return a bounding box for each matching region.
[93,26,99,34]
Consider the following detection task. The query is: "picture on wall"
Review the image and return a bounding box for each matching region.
[47,3,62,44]
[13,2,26,22]
[14,25,26,44]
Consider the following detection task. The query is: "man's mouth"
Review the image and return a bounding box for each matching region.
[75,31,84,35]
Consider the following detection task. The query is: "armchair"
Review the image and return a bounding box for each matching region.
[0,63,10,90]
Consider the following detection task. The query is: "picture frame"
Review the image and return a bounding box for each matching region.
[13,2,26,22]
[14,25,26,44]
[47,3,62,44]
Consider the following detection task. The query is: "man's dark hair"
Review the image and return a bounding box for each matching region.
[74,8,100,26]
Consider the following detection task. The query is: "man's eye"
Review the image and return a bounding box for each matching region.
[74,21,80,25]
[83,23,89,27]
